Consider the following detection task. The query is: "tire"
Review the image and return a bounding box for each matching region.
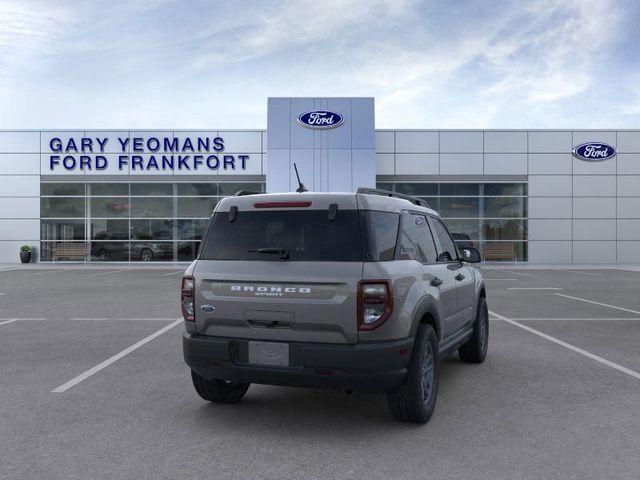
[458,296,489,363]
[140,248,154,262]
[190,370,250,403]
[386,324,438,424]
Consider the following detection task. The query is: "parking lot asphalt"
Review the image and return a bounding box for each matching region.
[1,265,639,479]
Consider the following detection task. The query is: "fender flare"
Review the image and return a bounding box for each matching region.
[409,295,444,341]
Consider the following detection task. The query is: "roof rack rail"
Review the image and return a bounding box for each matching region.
[356,187,431,209]
[234,190,261,196]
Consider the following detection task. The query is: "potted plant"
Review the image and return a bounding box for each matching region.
[20,245,32,264]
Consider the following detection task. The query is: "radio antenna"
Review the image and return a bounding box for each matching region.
[293,163,308,193]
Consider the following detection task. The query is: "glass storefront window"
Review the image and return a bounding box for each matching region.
[130,197,172,217]
[438,197,479,218]
[484,183,527,196]
[131,183,173,196]
[177,197,217,217]
[177,219,210,240]
[91,197,130,218]
[378,181,528,261]
[177,183,218,196]
[395,183,438,196]
[90,183,129,196]
[41,220,85,241]
[484,197,527,218]
[131,220,173,240]
[482,219,527,240]
[40,181,264,262]
[41,198,85,217]
[91,219,128,240]
[41,183,84,196]
[440,183,480,196]
[219,182,263,196]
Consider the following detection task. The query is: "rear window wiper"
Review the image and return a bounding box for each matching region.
[248,247,290,259]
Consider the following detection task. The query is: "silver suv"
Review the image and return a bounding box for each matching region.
[182,188,488,423]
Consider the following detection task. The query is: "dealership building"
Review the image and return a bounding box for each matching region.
[1,97,639,264]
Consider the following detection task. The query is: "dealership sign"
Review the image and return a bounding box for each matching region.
[297,110,344,129]
[572,142,616,162]
[46,135,249,173]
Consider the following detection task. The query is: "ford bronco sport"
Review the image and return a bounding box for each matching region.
[182,188,488,423]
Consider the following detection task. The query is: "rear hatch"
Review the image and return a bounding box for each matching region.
[194,194,363,344]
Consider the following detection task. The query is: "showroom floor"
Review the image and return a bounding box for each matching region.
[0,265,639,479]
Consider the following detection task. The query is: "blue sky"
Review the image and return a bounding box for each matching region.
[0,0,638,128]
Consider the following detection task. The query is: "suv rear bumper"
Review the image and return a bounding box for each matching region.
[183,331,414,394]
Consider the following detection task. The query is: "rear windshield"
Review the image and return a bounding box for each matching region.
[200,209,400,262]
[200,210,364,261]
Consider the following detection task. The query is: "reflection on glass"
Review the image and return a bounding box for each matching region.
[395,183,438,196]
[130,197,172,217]
[484,183,527,196]
[479,241,527,261]
[440,183,480,196]
[177,183,218,196]
[91,197,130,218]
[178,241,201,261]
[443,219,480,240]
[177,197,217,217]
[131,183,173,196]
[177,219,210,240]
[41,198,85,217]
[91,241,130,261]
[439,197,479,218]
[130,242,174,261]
[131,220,173,240]
[484,197,527,218]
[218,182,263,196]
[375,183,393,192]
[482,219,526,240]
[41,220,85,241]
[91,219,128,240]
[90,183,129,196]
[41,183,84,196]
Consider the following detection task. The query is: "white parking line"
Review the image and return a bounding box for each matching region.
[506,317,640,321]
[23,270,58,276]
[69,317,179,321]
[91,270,125,277]
[0,292,5,295]
[51,318,182,393]
[504,270,532,277]
[554,293,640,316]
[0,319,19,326]
[508,287,563,290]
[558,269,603,277]
[485,278,519,281]
[0,317,47,322]
[162,270,184,277]
[0,267,21,272]
[489,310,640,381]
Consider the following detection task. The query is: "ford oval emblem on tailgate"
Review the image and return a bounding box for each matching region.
[297,110,344,129]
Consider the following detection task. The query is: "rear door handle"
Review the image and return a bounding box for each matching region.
[455,273,465,281]
[430,277,443,287]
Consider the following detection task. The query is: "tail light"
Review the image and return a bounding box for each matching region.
[358,280,393,331]
[181,276,195,322]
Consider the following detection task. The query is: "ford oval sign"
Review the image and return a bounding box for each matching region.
[297,110,344,129]
[573,142,616,162]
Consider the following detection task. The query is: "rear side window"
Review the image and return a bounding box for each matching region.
[200,210,364,261]
[412,214,438,263]
[361,211,400,261]
[430,217,458,262]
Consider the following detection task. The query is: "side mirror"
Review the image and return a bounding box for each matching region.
[460,247,481,263]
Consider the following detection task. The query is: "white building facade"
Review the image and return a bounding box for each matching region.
[0,97,639,264]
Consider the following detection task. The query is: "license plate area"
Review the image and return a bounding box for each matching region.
[248,341,290,367]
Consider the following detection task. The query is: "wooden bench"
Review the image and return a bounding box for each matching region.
[482,242,517,262]
[52,243,89,262]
